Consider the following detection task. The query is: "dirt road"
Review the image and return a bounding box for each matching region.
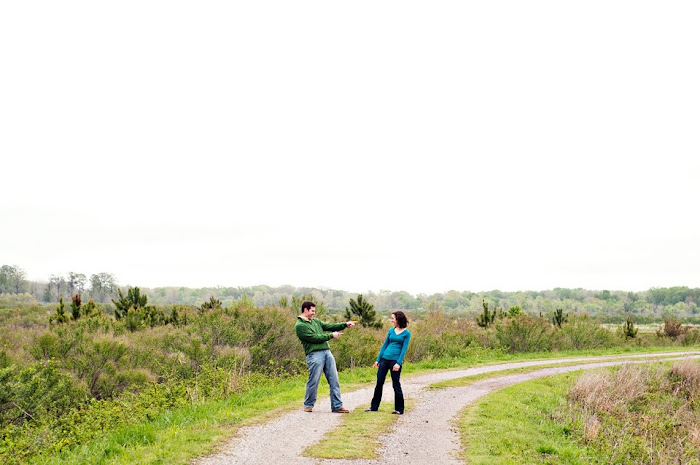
[197,351,700,465]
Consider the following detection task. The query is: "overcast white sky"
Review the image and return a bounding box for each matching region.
[1,1,698,295]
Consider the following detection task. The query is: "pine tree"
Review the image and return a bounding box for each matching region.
[112,287,148,320]
[622,316,638,339]
[345,294,381,328]
[552,308,568,328]
[476,300,497,328]
[53,297,68,324]
[70,294,82,320]
[199,296,222,315]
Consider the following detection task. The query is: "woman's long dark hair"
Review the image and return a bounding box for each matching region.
[392,311,408,329]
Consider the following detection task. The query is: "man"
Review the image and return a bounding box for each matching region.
[295,300,356,413]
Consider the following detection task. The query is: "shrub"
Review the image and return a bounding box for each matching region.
[558,315,615,350]
[0,361,88,428]
[494,315,552,353]
[331,325,383,369]
[657,318,688,339]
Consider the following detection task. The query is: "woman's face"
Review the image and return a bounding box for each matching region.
[390,314,397,326]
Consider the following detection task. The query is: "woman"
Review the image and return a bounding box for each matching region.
[366,311,411,414]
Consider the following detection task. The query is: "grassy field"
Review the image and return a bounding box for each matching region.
[26,347,699,464]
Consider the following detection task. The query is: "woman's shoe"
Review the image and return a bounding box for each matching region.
[365,408,377,412]
[391,410,403,415]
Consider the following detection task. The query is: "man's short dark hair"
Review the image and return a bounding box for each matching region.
[301,301,316,312]
[393,311,408,328]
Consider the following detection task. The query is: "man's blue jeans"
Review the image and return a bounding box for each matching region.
[304,349,343,411]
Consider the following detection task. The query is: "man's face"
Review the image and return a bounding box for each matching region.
[304,306,316,319]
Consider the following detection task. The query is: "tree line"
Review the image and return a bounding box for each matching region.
[2,263,699,319]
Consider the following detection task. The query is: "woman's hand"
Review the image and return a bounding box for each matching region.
[392,363,401,371]
[372,361,379,368]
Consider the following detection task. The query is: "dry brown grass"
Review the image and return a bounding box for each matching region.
[563,362,700,464]
[669,359,700,399]
[568,364,648,413]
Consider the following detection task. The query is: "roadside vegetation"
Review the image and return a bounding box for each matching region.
[460,360,700,464]
[1,279,700,464]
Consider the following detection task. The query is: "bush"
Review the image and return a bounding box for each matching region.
[332,326,384,369]
[558,315,616,350]
[0,361,88,428]
[494,315,553,353]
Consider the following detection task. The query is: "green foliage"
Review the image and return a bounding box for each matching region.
[494,315,553,353]
[50,297,69,325]
[290,294,328,317]
[476,300,499,328]
[70,294,81,320]
[81,299,100,319]
[112,287,148,320]
[558,315,615,350]
[552,308,568,328]
[620,316,638,339]
[198,296,222,315]
[344,294,381,328]
[507,305,524,317]
[0,360,88,428]
[406,310,486,361]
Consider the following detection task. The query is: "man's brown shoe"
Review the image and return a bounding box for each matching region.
[303,407,313,412]
[332,408,350,413]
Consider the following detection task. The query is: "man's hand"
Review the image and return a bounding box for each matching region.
[332,331,343,339]
[346,321,357,327]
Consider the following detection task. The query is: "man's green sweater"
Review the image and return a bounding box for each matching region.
[295,316,348,355]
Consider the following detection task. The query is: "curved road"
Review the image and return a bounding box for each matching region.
[197,351,700,465]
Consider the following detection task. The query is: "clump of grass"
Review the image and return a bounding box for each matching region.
[669,358,700,399]
[567,363,648,414]
[559,360,700,464]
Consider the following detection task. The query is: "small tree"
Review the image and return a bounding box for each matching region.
[476,300,497,328]
[621,316,638,339]
[82,299,100,318]
[552,308,568,328]
[52,297,69,324]
[345,294,382,328]
[70,294,82,320]
[199,296,222,315]
[112,287,148,320]
[508,305,524,317]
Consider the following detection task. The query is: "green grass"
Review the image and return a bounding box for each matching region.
[459,372,607,465]
[457,360,692,465]
[29,346,699,464]
[303,399,415,460]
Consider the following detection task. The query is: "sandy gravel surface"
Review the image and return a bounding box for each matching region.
[196,351,700,465]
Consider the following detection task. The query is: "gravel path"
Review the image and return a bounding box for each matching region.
[196,351,700,465]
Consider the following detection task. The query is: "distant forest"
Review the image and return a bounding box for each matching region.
[1,264,699,321]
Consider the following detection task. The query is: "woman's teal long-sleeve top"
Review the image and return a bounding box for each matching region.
[376,328,411,366]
